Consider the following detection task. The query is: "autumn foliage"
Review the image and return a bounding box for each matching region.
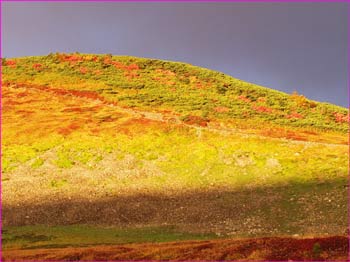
[238,95,251,103]
[32,63,43,71]
[286,111,304,119]
[5,60,16,68]
[214,106,230,113]
[252,105,273,113]
[334,112,349,123]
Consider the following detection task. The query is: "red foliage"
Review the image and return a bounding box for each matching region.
[238,95,251,103]
[285,111,304,119]
[63,54,83,62]
[286,131,307,141]
[5,60,16,68]
[17,92,28,98]
[124,71,138,80]
[196,83,204,89]
[214,106,230,113]
[183,115,209,127]
[79,67,88,74]
[252,105,273,113]
[334,112,349,123]
[113,62,139,73]
[59,54,84,65]
[4,236,347,261]
[32,63,43,71]
[126,64,139,71]
[112,61,125,69]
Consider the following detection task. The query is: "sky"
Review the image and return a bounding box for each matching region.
[2,2,348,107]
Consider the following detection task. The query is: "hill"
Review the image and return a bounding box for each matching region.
[2,53,349,134]
[1,53,348,260]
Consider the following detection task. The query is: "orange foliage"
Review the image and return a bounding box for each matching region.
[334,112,349,123]
[285,111,304,119]
[103,56,112,65]
[214,106,230,113]
[32,63,43,71]
[79,67,88,74]
[126,64,139,71]
[5,60,16,68]
[17,92,28,98]
[290,91,315,108]
[286,130,307,141]
[113,62,139,71]
[155,69,176,76]
[113,61,125,69]
[238,95,251,103]
[57,53,84,66]
[57,123,81,136]
[252,105,273,113]
[183,115,209,127]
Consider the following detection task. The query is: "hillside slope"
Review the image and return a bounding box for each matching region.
[1,53,348,260]
[2,53,349,134]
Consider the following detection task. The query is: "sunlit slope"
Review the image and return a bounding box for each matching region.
[2,53,348,135]
[2,54,348,236]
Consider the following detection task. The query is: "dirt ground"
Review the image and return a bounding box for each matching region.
[3,180,347,237]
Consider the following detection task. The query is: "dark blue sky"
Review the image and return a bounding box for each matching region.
[2,2,348,107]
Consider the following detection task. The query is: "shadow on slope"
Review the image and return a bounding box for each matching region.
[3,178,348,238]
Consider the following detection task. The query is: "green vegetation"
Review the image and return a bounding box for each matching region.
[2,127,347,192]
[2,53,348,132]
[312,242,322,258]
[2,225,220,250]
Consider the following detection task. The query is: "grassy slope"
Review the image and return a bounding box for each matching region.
[2,225,219,250]
[2,53,349,133]
[1,53,349,255]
